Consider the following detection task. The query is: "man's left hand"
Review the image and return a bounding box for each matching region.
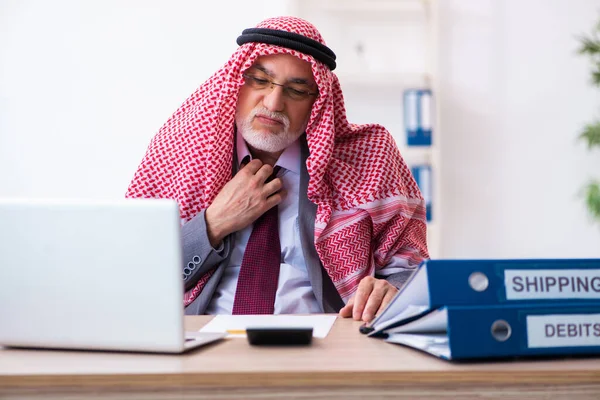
[338,276,398,322]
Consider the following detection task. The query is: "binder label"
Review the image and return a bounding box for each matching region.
[504,269,600,300]
[405,91,418,131]
[527,314,600,348]
[420,91,432,130]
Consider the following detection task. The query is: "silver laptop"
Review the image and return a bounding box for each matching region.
[0,198,225,353]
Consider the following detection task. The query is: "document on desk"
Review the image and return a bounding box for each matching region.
[199,315,337,338]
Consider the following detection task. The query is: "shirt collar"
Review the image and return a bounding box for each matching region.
[236,129,301,174]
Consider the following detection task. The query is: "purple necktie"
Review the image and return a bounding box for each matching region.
[232,168,281,314]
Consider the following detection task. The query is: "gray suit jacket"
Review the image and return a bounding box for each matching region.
[181,137,414,315]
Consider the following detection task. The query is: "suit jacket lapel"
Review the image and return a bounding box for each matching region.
[298,136,344,313]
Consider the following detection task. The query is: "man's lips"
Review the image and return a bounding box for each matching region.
[254,114,284,126]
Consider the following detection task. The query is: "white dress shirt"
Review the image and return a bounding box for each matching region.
[205,133,321,314]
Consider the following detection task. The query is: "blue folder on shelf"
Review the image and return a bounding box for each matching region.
[411,165,432,222]
[384,303,600,360]
[404,89,432,146]
[366,259,600,336]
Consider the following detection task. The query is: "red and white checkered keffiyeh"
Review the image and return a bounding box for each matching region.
[126,16,429,305]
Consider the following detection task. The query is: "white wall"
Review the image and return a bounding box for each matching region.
[1,0,599,258]
[0,0,288,199]
[438,0,600,258]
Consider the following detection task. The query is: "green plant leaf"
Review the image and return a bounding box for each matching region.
[578,22,600,225]
[593,68,600,86]
[578,36,600,56]
[585,181,600,221]
[579,122,600,149]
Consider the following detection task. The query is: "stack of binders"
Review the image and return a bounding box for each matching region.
[362,259,600,361]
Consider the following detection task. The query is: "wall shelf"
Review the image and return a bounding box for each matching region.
[336,72,430,88]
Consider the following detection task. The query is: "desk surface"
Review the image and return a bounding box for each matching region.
[1,316,600,399]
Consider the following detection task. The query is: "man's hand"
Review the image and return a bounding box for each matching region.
[339,276,398,322]
[205,159,286,247]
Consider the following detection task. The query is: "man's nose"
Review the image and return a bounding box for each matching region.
[262,85,285,112]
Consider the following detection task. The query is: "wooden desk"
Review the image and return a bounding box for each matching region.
[1,316,599,399]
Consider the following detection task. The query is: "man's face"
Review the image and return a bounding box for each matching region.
[235,54,317,155]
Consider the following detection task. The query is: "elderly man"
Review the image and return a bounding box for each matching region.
[126,16,428,322]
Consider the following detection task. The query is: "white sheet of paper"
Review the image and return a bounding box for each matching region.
[199,315,337,338]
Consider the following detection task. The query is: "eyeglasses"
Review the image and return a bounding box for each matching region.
[242,73,319,101]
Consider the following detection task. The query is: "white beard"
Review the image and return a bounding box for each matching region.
[236,107,305,153]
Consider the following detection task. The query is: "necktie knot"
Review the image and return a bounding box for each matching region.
[239,155,281,182]
[267,166,281,183]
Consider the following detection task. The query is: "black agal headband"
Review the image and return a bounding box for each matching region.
[236,28,337,71]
